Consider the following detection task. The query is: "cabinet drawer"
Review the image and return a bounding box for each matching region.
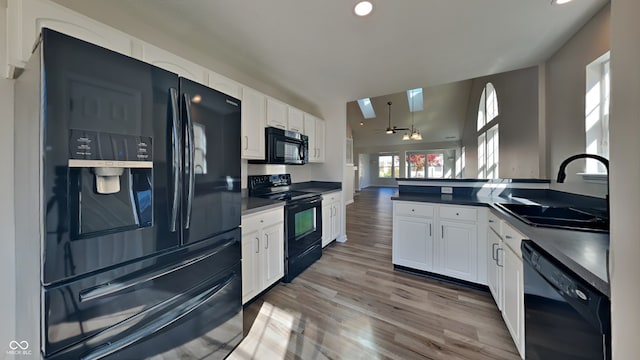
[394,202,434,218]
[322,191,341,203]
[439,205,477,222]
[488,210,503,234]
[242,208,284,230]
[503,223,525,258]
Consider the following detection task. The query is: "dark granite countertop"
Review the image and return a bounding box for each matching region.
[392,192,610,297]
[241,197,284,216]
[242,181,341,215]
[291,181,342,194]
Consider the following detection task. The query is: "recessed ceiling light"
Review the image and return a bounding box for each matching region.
[551,0,573,4]
[360,121,365,126]
[354,1,373,16]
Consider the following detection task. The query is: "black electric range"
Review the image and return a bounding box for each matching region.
[248,174,323,282]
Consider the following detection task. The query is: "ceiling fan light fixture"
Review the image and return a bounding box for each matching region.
[386,128,394,134]
[410,129,422,140]
[402,133,410,141]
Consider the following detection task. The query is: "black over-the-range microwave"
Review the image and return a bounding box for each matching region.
[249,127,309,165]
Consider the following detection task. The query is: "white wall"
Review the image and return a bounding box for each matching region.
[0,0,16,350]
[461,66,541,179]
[357,153,371,190]
[609,0,640,358]
[546,4,610,186]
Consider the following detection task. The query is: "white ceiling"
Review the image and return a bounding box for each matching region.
[52,0,608,144]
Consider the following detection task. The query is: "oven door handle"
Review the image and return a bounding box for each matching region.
[287,197,322,211]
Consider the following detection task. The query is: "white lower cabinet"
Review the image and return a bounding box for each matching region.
[502,223,525,359]
[392,201,485,284]
[437,219,478,283]
[241,208,284,304]
[322,191,342,247]
[393,215,433,271]
[487,225,504,311]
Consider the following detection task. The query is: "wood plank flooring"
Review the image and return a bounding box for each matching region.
[228,188,519,360]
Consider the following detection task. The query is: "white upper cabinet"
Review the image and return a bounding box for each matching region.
[315,118,326,162]
[141,42,208,85]
[303,113,325,163]
[241,87,266,160]
[7,0,133,77]
[208,71,242,100]
[287,107,304,133]
[266,97,288,130]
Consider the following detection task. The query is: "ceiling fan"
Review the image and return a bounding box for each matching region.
[384,101,409,134]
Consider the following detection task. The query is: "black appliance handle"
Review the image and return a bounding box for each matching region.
[168,88,181,233]
[78,238,237,303]
[79,272,236,360]
[287,196,322,211]
[183,93,195,230]
[299,142,306,162]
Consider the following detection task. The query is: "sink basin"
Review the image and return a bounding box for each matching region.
[494,203,608,233]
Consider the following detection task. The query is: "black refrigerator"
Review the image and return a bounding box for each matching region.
[14,28,243,359]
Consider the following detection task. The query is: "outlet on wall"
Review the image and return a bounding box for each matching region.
[441,187,453,194]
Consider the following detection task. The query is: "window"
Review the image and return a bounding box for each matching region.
[456,146,466,178]
[357,98,376,119]
[477,83,499,178]
[585,52,610,174]
[406,152,445,179]
[406,88,424,112]
[378,154,399,178]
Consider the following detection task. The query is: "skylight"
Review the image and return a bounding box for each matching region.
[357,98,376,119]
[406,88,424,112]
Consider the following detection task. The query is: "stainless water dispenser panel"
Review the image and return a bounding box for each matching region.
[68,130,152,194]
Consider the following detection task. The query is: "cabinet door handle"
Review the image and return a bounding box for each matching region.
[505,235,513,239]
[244,136,249,150]
[255,237,260,253]
[429,223,432,237]
[265,234,269,249]
[489,219,494,223]
[441,225,444,239]
[492,243,499,261]
[496,248,504,267]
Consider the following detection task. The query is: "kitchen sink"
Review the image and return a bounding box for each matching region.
[494,203,608,233]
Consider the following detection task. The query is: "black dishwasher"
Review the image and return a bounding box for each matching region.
[521,240,610,360]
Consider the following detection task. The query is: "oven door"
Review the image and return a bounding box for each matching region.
[266,128,308,165]
[285,196,322,256]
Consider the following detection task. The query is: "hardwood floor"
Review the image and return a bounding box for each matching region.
[228,188,519,360]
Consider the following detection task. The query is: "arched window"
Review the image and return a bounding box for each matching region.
[477,83,499,178]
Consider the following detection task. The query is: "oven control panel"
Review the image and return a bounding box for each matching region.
[249,174,291,190]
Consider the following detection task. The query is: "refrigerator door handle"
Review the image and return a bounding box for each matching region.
[183,93,195,230]
[169,88,181,233]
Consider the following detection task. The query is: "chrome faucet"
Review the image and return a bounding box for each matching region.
[556,153,609,226]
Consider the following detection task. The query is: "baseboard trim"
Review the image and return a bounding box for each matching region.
[336,234,347,243]
[393,265,489,292]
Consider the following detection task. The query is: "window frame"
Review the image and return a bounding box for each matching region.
[378,154,400,178]
[585,52,610,175]
[477,82,500,179]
